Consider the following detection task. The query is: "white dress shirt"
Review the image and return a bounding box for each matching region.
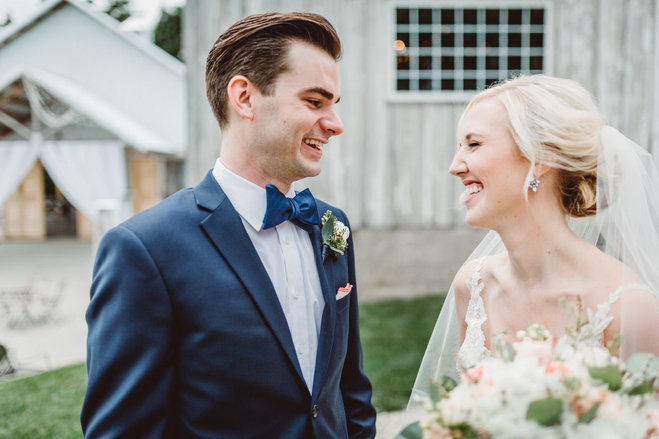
[212,159,325,391]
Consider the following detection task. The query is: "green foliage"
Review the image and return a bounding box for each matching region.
[0,363,87,438]
[588,365,623,391]
[104,0,131,23]
[154,7,182,60]
[360,294,446,411]
[526,397,563,426]
[395,421,423,439]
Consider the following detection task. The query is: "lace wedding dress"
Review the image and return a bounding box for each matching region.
[455,260,651,371]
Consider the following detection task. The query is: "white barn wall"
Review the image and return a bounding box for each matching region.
[186,0,658,229]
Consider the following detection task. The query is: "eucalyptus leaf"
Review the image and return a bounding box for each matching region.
[526,397,563,426]
[630,382,656,395]
[626,352,659,377]
[588,365,622,390]
[578,401,601,423]
[394,422,423,439]
[321,216,335,242]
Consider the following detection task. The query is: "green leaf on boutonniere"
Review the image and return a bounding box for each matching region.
[526,397,563,426]
[321,214,335,243]
[588,365,622,391]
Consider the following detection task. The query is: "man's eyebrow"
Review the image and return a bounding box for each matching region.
[302,87,341,104]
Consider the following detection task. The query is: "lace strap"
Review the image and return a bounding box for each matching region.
[458,260,488,369]
[584,283,651,341]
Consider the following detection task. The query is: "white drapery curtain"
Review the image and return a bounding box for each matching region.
[0,141,41,207]
[0,140,128,224]
[40,140,128,223]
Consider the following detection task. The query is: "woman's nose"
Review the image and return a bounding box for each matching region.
[449,150,467,176]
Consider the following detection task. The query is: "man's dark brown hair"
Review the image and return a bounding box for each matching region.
[205,12,342,129]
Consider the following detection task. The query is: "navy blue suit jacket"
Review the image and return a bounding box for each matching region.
[81,172,376,438]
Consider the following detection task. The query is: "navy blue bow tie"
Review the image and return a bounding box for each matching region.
[262,184,320,232]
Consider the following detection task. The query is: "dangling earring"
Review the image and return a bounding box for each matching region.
[528,176,541,192]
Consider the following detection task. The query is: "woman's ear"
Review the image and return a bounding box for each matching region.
[227,75,255,121]
[534,163,553,179]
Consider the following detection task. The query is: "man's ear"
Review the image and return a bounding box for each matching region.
[227,75,255,121]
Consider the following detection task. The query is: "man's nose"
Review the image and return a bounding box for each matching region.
[321,109,344,136]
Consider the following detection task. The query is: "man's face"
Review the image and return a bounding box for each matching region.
[248,40,344,188]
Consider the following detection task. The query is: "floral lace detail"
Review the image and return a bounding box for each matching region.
[574,283,651,347]
[456,260,488,370]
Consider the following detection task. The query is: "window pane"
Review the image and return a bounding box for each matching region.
[486,9,500,25]
[419,8,433,25]
[486,56,498,70]
[530,9,544,25]
[442,79,454,90]
[441,56,455,70]
[508,9,522,25]
[486,33,499,47]
[464,33,477,47]
[464,56,477,70]
[419,56,432,70]
[508,33,522,47]
[530,33,543,48]
[397,79,410,90]
[396,8,410,25]
[464,79,477,90]
[419,79,432,90]
[419,33,433,47]
[530,56,543,70]
[441,32,455,47]
[508,56,521,70]
[463,9,477,24]
[441,9,455,25]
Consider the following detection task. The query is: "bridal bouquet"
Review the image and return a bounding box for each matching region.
[400,325,659,439]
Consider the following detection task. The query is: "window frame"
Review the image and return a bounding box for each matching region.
[387,0,554,103]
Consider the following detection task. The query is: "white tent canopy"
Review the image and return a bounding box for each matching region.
[0,0,186,236]
[0,0,186,155]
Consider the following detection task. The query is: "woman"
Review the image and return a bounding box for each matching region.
[410,75,659,404]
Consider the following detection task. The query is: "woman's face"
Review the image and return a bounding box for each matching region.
[449,98,531,229]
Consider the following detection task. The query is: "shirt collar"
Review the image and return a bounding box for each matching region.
[212,159,296,232]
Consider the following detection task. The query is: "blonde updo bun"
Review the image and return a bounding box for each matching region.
[458,75,604,217]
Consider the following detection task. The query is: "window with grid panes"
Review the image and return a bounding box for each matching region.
[394,4,549,95]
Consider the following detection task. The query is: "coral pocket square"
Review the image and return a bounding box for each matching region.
[336,283,352,300]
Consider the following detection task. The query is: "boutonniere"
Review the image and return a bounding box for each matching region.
[321,210,349,260]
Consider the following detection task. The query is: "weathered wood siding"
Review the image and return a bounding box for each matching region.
[185,0,658,228]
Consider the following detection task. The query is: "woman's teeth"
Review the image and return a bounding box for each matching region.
[466,185,482,195]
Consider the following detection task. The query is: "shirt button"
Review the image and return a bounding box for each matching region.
[312,404,318,418]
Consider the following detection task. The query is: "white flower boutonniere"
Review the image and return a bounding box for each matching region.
[321,210,349,258]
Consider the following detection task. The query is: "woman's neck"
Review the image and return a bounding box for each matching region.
[496,208,584,286]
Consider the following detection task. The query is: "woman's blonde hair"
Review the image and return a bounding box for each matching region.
[458,75,604,217]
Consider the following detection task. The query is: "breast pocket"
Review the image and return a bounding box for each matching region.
[335,293,351,314]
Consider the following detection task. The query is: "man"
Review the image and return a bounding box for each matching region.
[81,11,376,439]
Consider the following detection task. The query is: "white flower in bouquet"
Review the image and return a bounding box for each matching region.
[398,325,659,439]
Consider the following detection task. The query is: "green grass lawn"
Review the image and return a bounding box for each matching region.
[0,294,445,437]
[0,363,86,439]
[360,294,445,412]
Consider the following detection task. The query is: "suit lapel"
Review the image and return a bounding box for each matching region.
[194,173,306,386]
[310,220,336,398]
